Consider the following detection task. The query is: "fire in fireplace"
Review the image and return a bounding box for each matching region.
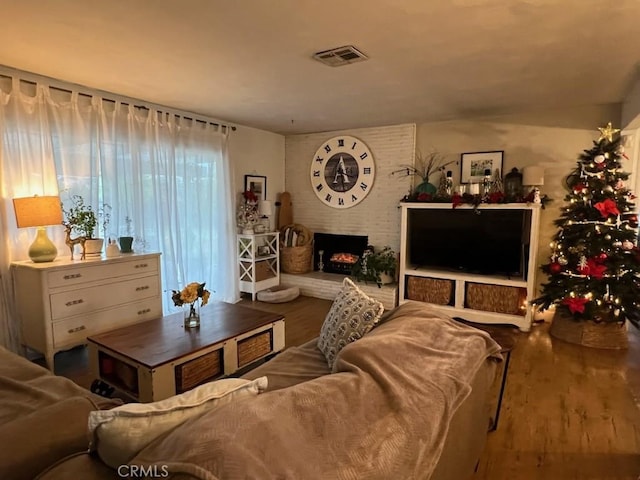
[313,233,368,275]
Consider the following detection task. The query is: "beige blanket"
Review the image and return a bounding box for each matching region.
[133,302,502,480]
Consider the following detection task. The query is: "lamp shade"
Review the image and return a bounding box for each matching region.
[13,196,63,228]
[13,195,63,263]
[259,200,273,217]
[522,166,545,186]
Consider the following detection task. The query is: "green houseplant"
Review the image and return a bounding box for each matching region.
[62,195,97,238]
[351,246,398,287]
[62,195,110,256]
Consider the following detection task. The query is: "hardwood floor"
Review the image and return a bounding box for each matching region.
[54,295,640,479]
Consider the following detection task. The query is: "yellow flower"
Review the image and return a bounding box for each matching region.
[172,281,211,307]
[202,290,210,306]
[180,282,200,303]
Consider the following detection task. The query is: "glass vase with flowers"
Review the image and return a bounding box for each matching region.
[171,282,211,328]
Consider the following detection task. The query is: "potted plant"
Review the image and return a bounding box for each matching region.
[351,246,398,287]
[62,195,110,256]
[394,150,458,195]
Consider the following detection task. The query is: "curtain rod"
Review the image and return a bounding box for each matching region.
[0,71,237,132]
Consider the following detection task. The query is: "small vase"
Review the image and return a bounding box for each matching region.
[416,181,437,195]
[184,303,200,329]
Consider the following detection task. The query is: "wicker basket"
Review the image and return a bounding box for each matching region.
[175,348,223,393]
[238,330,273,367]
[406,276,453,305]
[466,283,527,316]
[550,311,628,350]
[280,224,313,274]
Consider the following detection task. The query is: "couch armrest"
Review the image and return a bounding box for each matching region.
[0,396,99,480]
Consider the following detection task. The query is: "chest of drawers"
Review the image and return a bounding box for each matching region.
[11,253,162,371]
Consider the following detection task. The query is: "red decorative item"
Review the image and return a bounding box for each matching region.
[573,182,587,193]
[587,259,607,279]
[595,161,606,170]
[562,296,589,314]
[242,190,258,202]
[598,253,607,260]
[578,258,607,279]
[488,191,505,204]
[594,198,620,218]
[523,189,536,203]
[549,262,562,274]
[417,192,432,202]
[451,193,463,208]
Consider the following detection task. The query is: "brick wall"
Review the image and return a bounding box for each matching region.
[284,124,415,252]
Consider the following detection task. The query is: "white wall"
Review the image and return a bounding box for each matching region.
[284,124,415,252]
[229,126,285,232]
[622,73,640,129]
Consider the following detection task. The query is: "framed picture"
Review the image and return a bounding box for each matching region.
[244,175,267,202]
[460,151,504,184]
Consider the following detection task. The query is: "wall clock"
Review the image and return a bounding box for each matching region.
[309,135,376,209]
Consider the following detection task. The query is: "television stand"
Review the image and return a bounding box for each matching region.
[398,203,541,332]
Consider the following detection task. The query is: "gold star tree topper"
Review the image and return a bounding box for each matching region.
[598,122,620,142]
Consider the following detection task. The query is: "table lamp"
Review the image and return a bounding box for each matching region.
[13,195,63,262]
[259,200,273,231]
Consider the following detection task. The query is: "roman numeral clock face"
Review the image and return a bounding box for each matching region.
[309,136,376,209]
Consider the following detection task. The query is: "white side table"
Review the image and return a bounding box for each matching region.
[238,232,280,300]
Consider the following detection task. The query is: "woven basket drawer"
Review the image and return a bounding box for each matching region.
[238,329,273,367]
[465,283,527,316]
[406,276,453,305]
[175,348,223,393]
[240,261,275,282]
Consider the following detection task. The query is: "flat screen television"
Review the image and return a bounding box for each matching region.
[407,208,531,280]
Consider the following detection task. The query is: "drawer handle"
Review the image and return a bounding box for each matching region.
[65,299,84,307]
[137,308,151,315]
[63,273,82,280]
[135,285,150,291]
[67,325,86,334]
[134,263,148,269]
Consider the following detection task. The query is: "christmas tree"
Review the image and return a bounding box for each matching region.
[534,123,640,328]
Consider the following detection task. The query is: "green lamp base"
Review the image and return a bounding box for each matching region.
[28,227,58,263]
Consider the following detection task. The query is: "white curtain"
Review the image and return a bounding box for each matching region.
[0,75,238,351]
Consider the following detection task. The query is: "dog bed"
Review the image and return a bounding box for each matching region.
[257,286,300,303]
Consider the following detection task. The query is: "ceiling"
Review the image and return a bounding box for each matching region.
[1,0,639,135]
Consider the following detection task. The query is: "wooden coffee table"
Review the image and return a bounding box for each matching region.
[87,302,285,402]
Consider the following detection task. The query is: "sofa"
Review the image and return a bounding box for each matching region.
[2,295,502,480]
[0,345,122,480]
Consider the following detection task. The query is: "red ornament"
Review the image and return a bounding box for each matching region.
[573,182,587,193]
[596,162,606,170]
[598,253,607,261]
[562,296,589,314]
[417,192,432,202]
[594,198,620,218]
[451,193,463,208]
[549,262,562,274]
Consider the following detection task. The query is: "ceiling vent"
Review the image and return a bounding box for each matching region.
[313,45,368,67]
